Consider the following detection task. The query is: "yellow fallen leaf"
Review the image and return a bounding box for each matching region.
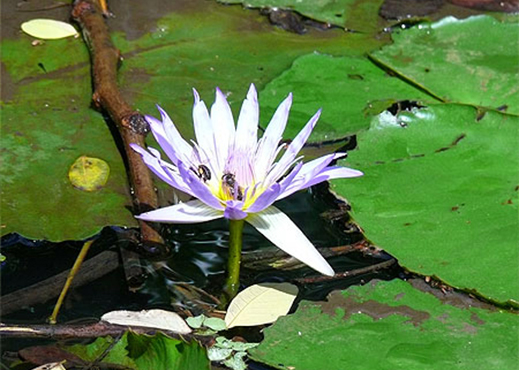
[21,19,78,40]
[225,282,299,329]
[68,156,110,192]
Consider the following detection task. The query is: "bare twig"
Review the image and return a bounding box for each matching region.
[71,0,163,247]
[0,322,213,346]
[294,258,397,284]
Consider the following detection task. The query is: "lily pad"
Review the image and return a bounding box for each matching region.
[333,104,518,304]
[250,279,519,370]
[119,6,386,141]
[1,1,385,241]
[258,53,433,140]
[217,0,387,31]
[0,77,136,241]
[370,15,519,114]
[67,332,209,370]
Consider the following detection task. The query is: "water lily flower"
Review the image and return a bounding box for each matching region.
[131,84,363,276]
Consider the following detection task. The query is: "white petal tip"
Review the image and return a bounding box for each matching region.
[321,265,335,276]
[247,83,257,99]
[192,88,200,102]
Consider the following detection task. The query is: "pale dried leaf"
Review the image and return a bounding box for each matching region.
[21,19,78,40]
[101,309,191,334]
[225,283,298,329]
[31,362,66,370]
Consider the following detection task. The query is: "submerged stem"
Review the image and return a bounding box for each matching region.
[224,219,245,302]
[49,239,95,324]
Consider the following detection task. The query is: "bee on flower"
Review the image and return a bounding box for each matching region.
[130,84,363,276]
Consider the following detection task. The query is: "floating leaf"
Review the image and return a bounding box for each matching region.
[68,156,110,192]
[208,347,233,362]
[225,283,298,329]
[259,53,432,139]
[67,332,209,370]
[334,104,519,304]
[186,315,205,329]
[2,1,384,242]
[21,19,78,40]
[101,309,192,334]
[203,317,227,331]
[370,15,519,114]
[223,351,248,370]
[250,279,519,370]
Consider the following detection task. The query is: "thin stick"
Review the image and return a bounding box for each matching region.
[49,239,95,324]
[0,322,213,346]
[294,258,397,284]
[224,219,245,301]
[72,0,164,247]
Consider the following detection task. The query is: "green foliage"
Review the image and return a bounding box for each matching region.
[217,0,387,31]
[1,1,384,241]
[250,279,519,370]
[370,15,519,114]
[258,53,433,140]
[67,332,210,370]
[334,104,519,304]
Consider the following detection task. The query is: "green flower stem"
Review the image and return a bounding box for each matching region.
[224,219,245,302]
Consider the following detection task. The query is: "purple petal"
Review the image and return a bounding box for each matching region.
[247,161,303,213]
[211,87,235,171]
[145,114,180,165]
[278,153,351,200]
[300,166,364,189]
[156,106,193,164]
[178,161,224,211]
[234,84,259,155]
[135,200,223,223]
[246,183,281,213]
[254,93,292,179]
[264,109,321,186]
[223,201,248,220]
[130,143,193,196]
[192,89,216,164]
[246,206,334,276]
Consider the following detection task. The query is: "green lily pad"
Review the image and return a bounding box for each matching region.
[0,76,136,241]
[1,2,385,241]
[250,279,519,370]
[333,104,518,304]
[258,53,433,140]
[370,15,519,114]
[67,332,209,370]
[119,6,386,141]
[217,0,387,31]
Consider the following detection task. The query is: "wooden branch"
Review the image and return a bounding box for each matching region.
[1,251,119,316]
[0,322,213,346]
[71,0,163,246]
[294,258,397,284]
[242,241,385,271]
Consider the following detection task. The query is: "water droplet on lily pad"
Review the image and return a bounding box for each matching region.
[68,156,110,192]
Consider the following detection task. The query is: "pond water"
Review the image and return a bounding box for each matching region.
[1,184,400,324]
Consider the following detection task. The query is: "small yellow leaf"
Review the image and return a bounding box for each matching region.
[225,283,299,329]
[68,156,110,192]
[21,19,78,40]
